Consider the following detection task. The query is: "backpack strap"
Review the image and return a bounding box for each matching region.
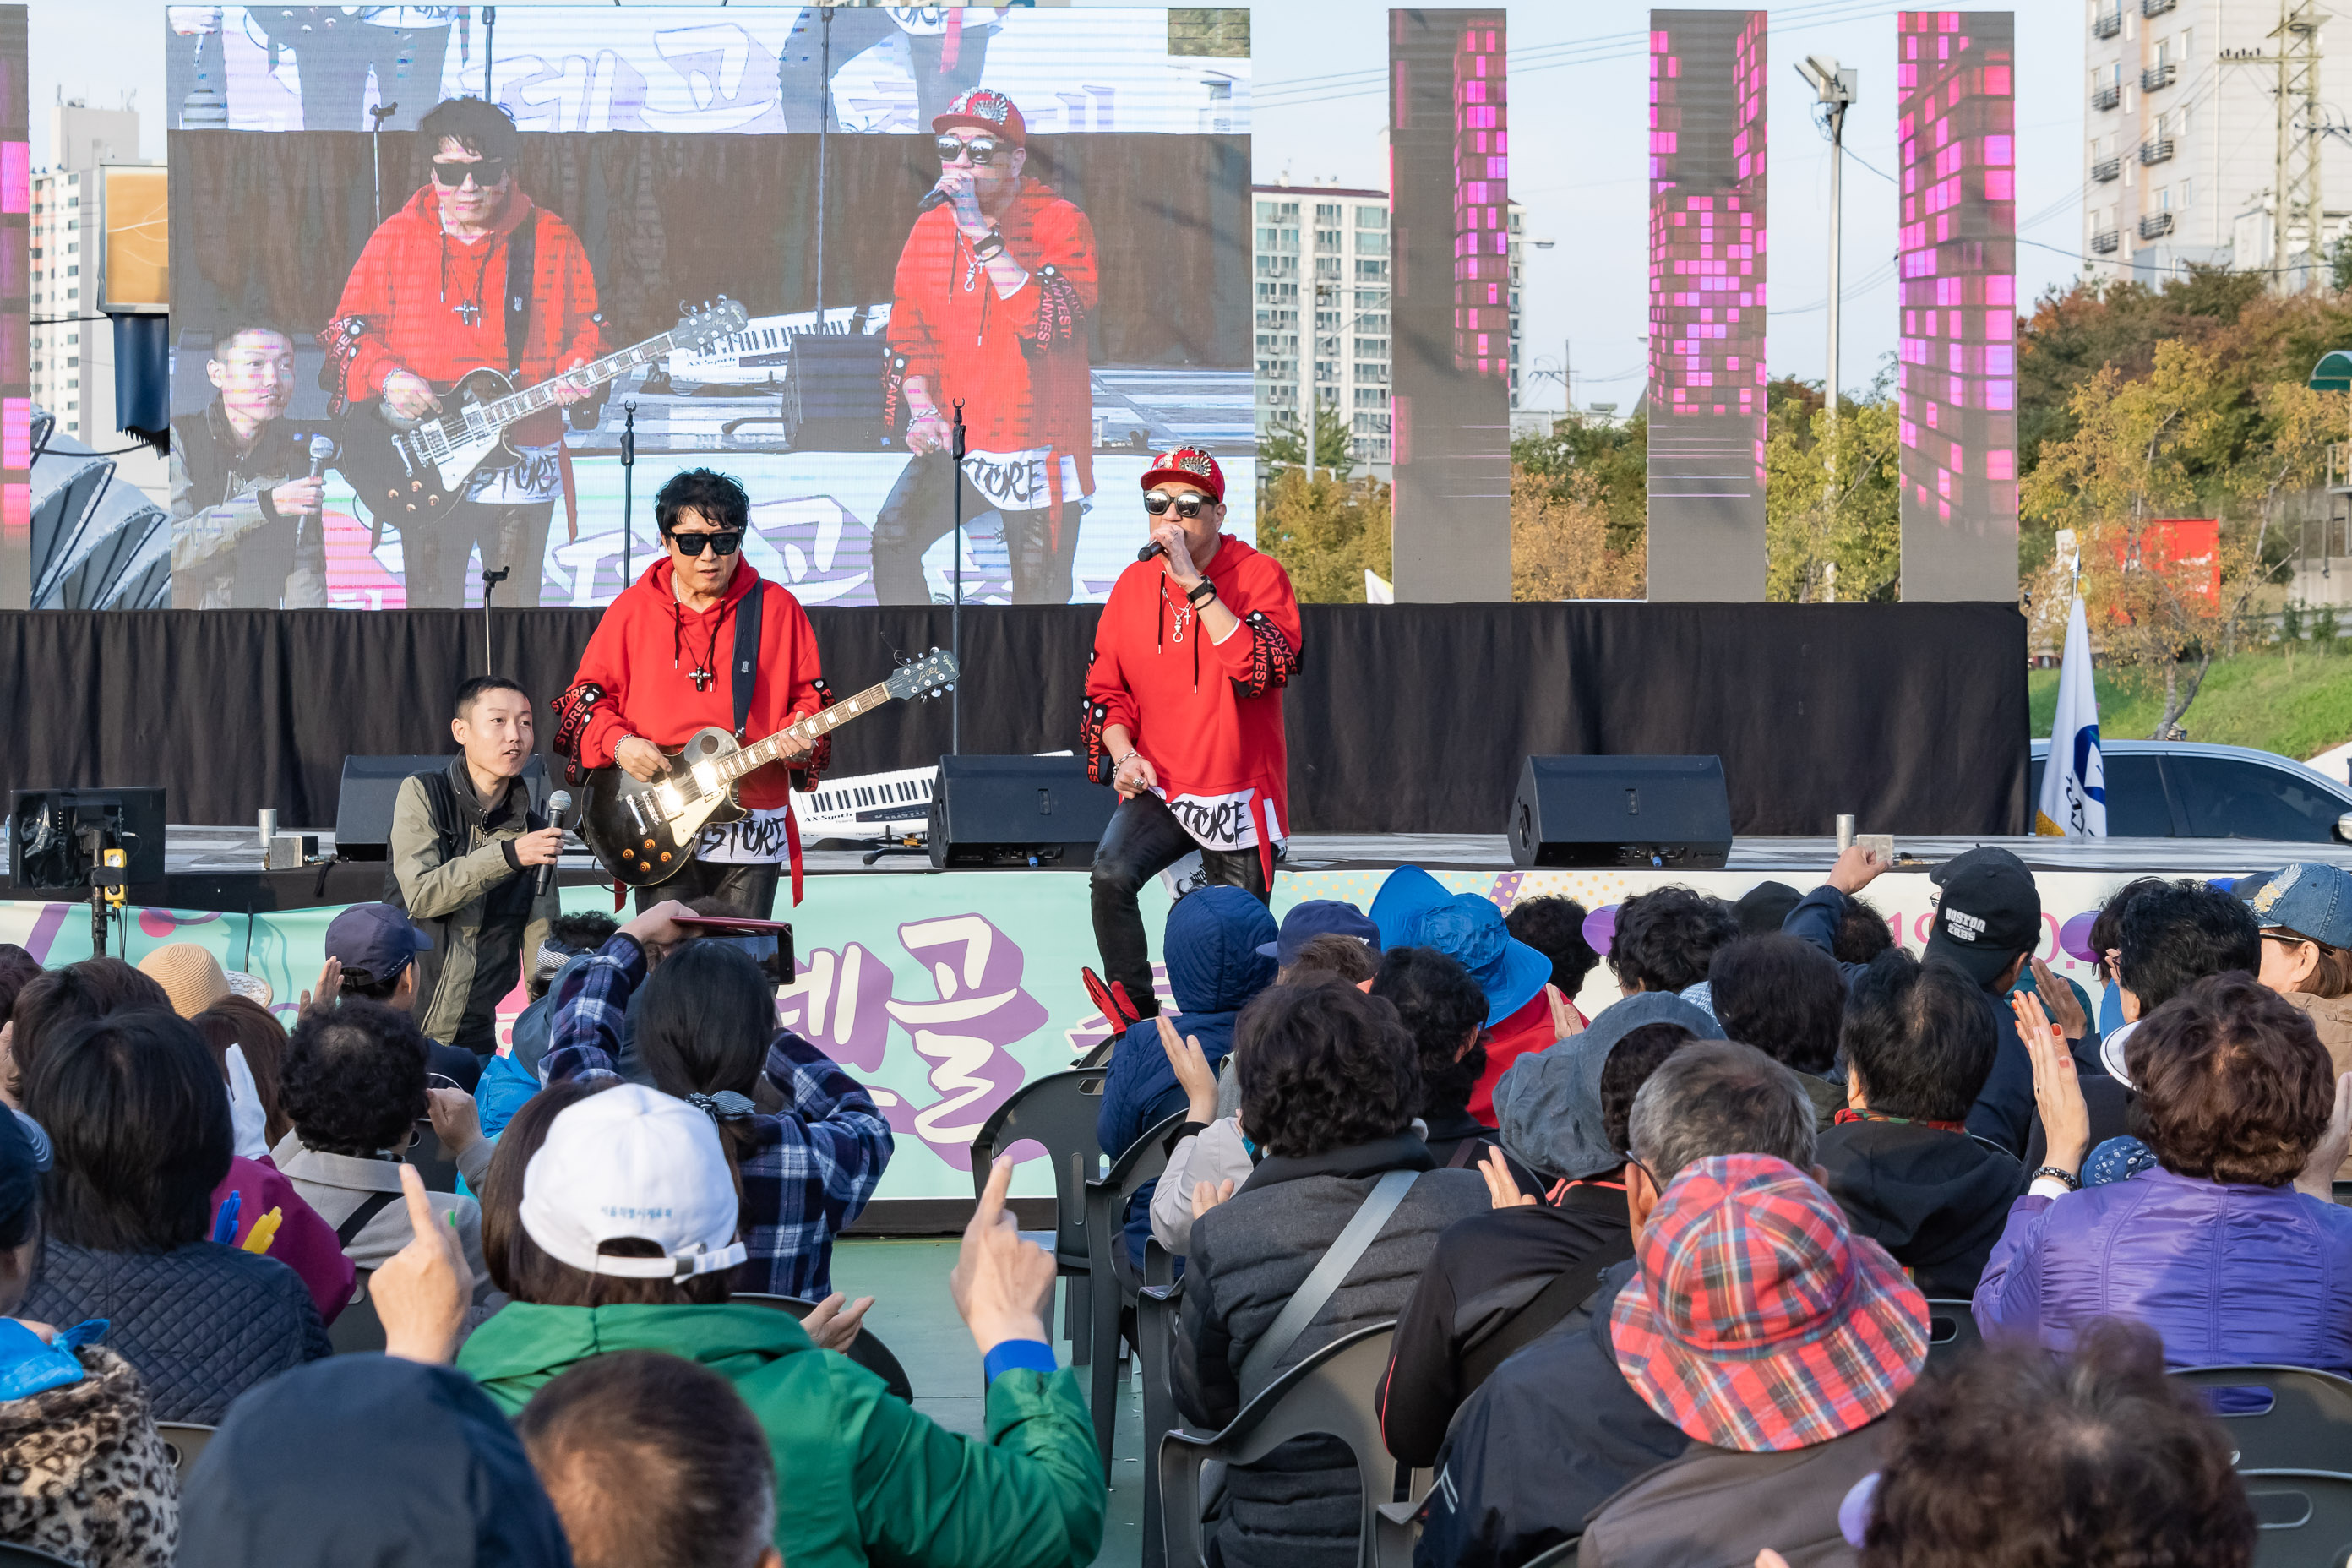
[732,579,765,741]
[335,1189,402,1247]
[504,210,538,378]
[1239,1168,1417,1391]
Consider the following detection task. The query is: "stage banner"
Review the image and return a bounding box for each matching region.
[1645,9,1767,602]
[0,857,2240,1201]
[1896,11,2018,602]
[160,5,1251,614]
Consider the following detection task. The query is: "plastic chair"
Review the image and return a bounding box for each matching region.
[968,1067,1111,1367]
[329,1269,388,1354]
[155,1422,216,1486]
[2240,1470,2352,1568]
[1159,1322,1420,1568]
[1137,1260,1188,1568]
[1081,1111,1185,1473]
[0,1544,83,1566]
[406,1121,460,1193]
[732,1293,916,1404]
[2175,1366,2352,1474]
[1922,1298,1981,1369]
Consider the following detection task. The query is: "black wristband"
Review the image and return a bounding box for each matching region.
[256,488,283,524]
[2029,1165,2082,1191]
[1186,579,1217,607]
[972,230,1007,260]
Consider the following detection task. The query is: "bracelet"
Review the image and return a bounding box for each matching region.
[1114,749,1141,772]
[972,230,1007,261]
[2030,1165,2082,1191]
[1186,580,1217,607]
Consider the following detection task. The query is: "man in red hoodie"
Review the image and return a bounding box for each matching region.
[1082,449,1302,1020]
[322,97,602,609]
[874,87,1097,605]
[553,469,833,915]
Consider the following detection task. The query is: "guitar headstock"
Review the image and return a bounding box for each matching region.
[886,647,960,702]
[673,297,751,351]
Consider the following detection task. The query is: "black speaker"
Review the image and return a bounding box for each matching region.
[8,787,166,896]
[783,330,889,450]
[334,755,550,860]
[928,755,1117,869]
[1506,755,1733,869]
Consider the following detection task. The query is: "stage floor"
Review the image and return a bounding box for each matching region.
[5,823,2343,901]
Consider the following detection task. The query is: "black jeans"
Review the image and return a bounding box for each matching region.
[634,856,782,918]
[1090,792,1271,1017]
[403,499,555,608]
[869,450,1082,605]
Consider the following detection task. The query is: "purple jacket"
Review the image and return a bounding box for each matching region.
[1974,1166,2352,1373]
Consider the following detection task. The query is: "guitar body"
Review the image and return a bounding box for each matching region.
[580,727,755,889]
[338,367,522,533]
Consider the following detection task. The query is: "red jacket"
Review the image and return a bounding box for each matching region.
[324,184,602,446]
[1083,536,1302,881]
[566,559,830,813]
[888,177,1097,500]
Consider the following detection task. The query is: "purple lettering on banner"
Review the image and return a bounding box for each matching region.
[20,904,69,966]
[775,940,898,1073]
[884,914,1049,1169]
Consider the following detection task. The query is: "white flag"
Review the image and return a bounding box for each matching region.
[2035,595,2107,837]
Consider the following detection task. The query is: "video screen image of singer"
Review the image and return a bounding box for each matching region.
[163,5,1252,611]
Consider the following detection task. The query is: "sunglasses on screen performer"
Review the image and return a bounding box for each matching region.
[664,529,744,558]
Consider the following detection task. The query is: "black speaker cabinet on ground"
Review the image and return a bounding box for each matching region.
[334,755,550,860]
[928,755,1117,869]
[1506,755,1734,869]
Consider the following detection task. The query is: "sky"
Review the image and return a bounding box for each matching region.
[31,1,2087,411]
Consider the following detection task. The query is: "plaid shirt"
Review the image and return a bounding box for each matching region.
[543,934,893,1298]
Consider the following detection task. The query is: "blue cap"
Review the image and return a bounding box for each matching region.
[0,1109,42,1234]
[2245,863,2352,950]
[1258,900,1381,967]
[1369,866,1553,1026]
[324,902,434,984]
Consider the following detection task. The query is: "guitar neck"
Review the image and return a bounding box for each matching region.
[716,678,897,782]
[475,332,677,429]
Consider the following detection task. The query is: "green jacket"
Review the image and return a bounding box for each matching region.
[389,758,558,1053]
[456,1301,1104,1568]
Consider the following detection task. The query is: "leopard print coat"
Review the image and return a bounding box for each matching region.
[0,1344,177,1567]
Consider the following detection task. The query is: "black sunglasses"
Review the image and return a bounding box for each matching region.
[934,134,1004,166]
[666,528,743,558]
[1143,490,1211,520]
[432,156,512,188]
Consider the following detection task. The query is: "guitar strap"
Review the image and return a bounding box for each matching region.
[503,210,538,376]
[732,580,765,740]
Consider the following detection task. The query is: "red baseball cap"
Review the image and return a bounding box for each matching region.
[932,88,1026,146]
[1141,447,1225,504]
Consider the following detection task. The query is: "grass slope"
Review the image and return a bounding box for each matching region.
[2028,650,2352,760]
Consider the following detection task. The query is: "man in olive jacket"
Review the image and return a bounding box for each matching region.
[389,677,563,1056]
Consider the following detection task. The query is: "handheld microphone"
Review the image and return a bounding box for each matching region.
[536,790,573,898]
[1136,540,1167,564]
[306,435,335,511]
[917,183,951,213]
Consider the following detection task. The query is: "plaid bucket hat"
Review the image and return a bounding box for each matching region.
[1609,1153,1926,1453]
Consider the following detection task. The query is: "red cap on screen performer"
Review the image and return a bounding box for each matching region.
[1141,447,1226,504]
[932,88,1026,145]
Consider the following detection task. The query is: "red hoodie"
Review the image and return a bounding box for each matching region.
[323,183,602,447]
[565,557,830,814]
[1082,536,1303,884]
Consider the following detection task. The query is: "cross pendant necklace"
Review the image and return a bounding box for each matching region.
[454,297,482,326]
[689,666,714,692]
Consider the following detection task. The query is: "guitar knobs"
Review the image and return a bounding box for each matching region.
[387,489,400,500]
[642,837,655,849]
[411,480,423,492]
[659,852,672,863]
[427,495,440,505]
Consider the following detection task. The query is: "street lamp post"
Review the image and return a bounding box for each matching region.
[1797,56,1859,460]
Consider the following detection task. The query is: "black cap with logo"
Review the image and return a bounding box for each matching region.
[1923,846,2044,989]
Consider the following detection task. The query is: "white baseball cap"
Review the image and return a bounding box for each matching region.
[518,1084,748,1281]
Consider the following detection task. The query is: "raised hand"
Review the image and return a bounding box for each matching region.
[2013,989,2089,1179]
[801,1290,877,1352]
[375,1164,471,1364]
[299,955,343,1013]
[1479,1146,1536,1210]
[2030,956,2088,1040]
[1159,1015,1220,1124]
[1190,1177,1236,1221]
[949,1155,1055,1355]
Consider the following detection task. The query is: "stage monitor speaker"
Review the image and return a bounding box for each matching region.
[8,787,167,897]
[784,330,889,451]
[928,755,1116,870]
[1506,755,1733,869]
[334,754,550,861]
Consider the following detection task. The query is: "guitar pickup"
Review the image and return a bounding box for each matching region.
[654,782,687,816]
[690,761,722,795]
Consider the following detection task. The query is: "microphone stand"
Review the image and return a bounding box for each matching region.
[950,398,965,756]
[619,400,637,589]
[481,566,509,676]
[368,101,397,228]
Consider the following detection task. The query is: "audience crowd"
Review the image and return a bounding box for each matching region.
[0,827,2341,1568]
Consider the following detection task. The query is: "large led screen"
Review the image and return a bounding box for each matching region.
[163,6,1251,610]
[1646,9,1767,602]
[1897,10,2017,602]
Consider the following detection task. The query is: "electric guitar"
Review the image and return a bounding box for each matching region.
[580,649,960,888]
[339,298,748,534]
